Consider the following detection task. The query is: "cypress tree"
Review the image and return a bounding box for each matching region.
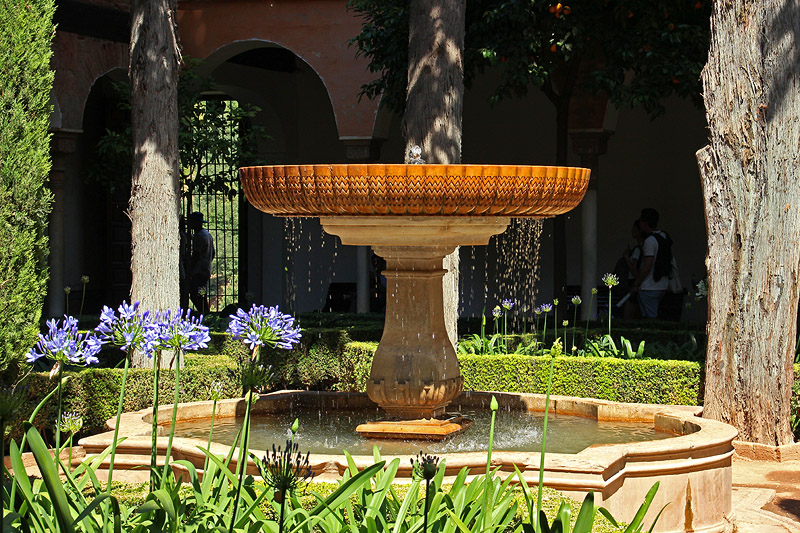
[0,1,56,378]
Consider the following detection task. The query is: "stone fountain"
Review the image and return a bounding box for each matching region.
[238,162,590,439]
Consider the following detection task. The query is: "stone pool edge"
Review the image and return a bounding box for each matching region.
[79,390,737,533]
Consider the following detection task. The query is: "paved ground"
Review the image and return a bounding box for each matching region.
[731,456,800,532]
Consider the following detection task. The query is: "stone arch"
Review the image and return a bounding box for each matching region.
[195,40,344,164]
[51,31,128,131]
[178,1,381,140]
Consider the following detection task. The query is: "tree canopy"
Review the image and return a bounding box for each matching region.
[349,0,710,117]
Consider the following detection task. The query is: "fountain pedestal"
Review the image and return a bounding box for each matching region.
[320,217,509,437]
[239,163,590,439]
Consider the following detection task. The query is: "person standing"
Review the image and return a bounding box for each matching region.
[188,211,215,314]
[629,208,670,318]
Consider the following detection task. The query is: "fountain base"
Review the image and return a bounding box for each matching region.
[355,414,472,440]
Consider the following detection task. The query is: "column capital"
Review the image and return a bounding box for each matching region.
[569,129,613,157]
[340,136,385,162]
[50,128,83,155]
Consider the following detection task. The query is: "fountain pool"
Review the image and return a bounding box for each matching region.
[80,390,736,533]
[172,405,672,456]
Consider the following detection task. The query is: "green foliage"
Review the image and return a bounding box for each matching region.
[461,354,702,405]
[0,0,55,378]
[349,0,710,117]
[584,335,646,359]
[7,355,241,443]
[5,419,632,532]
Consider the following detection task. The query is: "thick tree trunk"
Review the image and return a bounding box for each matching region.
[129,0,181,367]
[403,0,465,347]
[698,0,799,445]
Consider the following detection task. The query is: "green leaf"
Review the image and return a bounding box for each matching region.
[306,462,385,520]
[150,488,177,521]
[624,481,659,533]
[572,492,596,533]
[23,422,75,533]
[71,493,112,526]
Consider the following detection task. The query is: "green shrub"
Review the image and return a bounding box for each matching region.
[460,354,702,405]
[9,354,240,442]
[0,1,55,378]
[11,328,800,445]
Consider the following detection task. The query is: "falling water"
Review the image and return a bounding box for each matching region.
[463,218,543,330]
[281,217,341,315]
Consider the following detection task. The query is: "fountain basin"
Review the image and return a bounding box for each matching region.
[240,162,591,427]
[80,390,736,533]
[239,164,590,217]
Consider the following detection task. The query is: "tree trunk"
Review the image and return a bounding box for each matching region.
[402,0,465,347]
[698,0,799,445]
[129,0,181,367]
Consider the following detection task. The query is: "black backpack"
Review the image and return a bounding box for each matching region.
[651,232,673,282]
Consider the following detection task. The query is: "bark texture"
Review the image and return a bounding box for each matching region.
[698,0,800,444]
[129,0,181,367]
[403,0,465,346]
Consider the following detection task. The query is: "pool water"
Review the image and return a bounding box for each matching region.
[173,406,672,456]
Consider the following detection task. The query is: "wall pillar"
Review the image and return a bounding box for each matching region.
[570,130,611,321]
[342,136,385,313]
[47,129,82,317]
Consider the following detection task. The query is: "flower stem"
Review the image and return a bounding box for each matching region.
[608,287,612,337]
[537,352,557,518]
[572,306,578,351]
[203,398,217,475]
[483,399,498,533]
[278,492,286,533]
[54,364,64,470]
[584,293,594,347]
[162,348,182,486]
[231,346,258,533]
[79,283,86,319]
[67,434,73,471]
[107,352,130,496]
[503,313,508,353]
[150,350,161,492]
[542,315,548,354]
[423,478,430,533]
[230,387,253,533]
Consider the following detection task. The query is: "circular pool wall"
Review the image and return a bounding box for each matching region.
[80,390,736,533]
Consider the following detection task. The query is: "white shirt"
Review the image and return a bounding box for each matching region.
[640,231,669,291]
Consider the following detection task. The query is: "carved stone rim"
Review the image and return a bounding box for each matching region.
[240,163,590,217]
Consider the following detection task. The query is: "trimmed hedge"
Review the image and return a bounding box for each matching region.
[10,355,240,442]
[460,354,701,405]
[12,331,800,444]
[335,342,702,405]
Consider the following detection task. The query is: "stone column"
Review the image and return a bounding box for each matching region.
[47,129,81,317]
[341,137,384,313]
[570,130,611,321]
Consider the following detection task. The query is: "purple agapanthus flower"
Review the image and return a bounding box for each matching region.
[492,305,502,318]
[148,309,210,353]
[95,301,153,355]
[227,304,302,351]
[28,315,102,366]
[540,303,553,313]
[501,299,514,311]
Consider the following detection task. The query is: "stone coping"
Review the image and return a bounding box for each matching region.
[79,390,737,533]
[733,440,800,462]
